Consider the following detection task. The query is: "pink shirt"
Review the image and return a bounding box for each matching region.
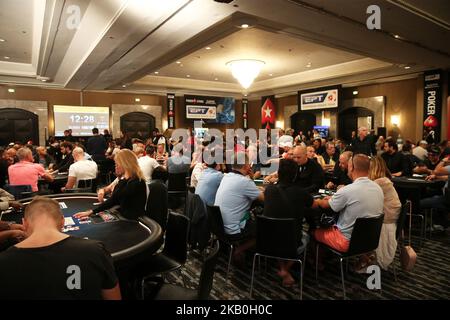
[8,161,46,192]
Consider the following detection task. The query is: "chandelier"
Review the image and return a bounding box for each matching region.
[226,59,265,89]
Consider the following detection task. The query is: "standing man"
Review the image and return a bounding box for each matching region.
[87,128,107,162]
[350,126,376,156]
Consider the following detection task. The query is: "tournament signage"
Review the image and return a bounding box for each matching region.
[243,99,248,129]
[423,70,442,142]
[167,93,175,129]
[185,95,235,123]
[299,88,338,110]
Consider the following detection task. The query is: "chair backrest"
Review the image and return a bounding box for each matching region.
[76,178,97,193]
[396,200,410,240]
[255,215,299,259]
[206,205,227,241]
[163,212,190,264]
[184,187,196,218]
[445,187,450,207]
[347,214,384,256]
[146,181,169,231]
[168,173,188,191]
[197,240,220,300]
[4,184,33,200]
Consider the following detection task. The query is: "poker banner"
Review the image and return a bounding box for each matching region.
[423,70,442,142]
[167,93,175,128]
[242,99,248,129]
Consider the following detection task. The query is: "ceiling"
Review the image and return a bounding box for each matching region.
[0,0,449,98]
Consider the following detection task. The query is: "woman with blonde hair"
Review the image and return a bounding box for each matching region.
[74,149,147,220]
[357,156,401,271]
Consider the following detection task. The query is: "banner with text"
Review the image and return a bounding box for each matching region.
[167,93,175,129]
[185,95,235,123]
[243,99,248,129]
[299,88,338,111]
[423,69,442,143]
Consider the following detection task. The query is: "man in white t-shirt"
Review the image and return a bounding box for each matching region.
[64,147,98,190]
[137,145,160,183]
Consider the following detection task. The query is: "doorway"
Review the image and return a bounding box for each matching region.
[290,112,316,135]
[338,107,374,141]
[0,108,39,146]
[120,112,155,140]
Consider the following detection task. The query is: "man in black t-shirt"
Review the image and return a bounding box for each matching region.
[292,146,324,193]
[0,197,120,300]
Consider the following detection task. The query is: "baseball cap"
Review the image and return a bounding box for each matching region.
[419,140,428,145]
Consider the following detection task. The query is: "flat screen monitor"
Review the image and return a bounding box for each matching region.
[314,126,329,138]
[54,105,110,136]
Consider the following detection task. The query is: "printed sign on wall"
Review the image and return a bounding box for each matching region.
[299,88,339,111]
[167,93,175,129]
[423,70,442,143]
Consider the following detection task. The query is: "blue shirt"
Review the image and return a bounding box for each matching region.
[195,168,224,206]
[329,177,384,240]
[214,172,261,235]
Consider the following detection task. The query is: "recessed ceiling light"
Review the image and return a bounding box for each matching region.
[394,34,400,39]
[306,63,311,68]
[214,78,218,81]
[154,71,159,74]
[205,47,211,50]
[176,61,181,64]
[353,90,358,95]
[0,38,5,42]
[404,66,411,69]
[4,56,10,60]
[241,24,249,28]
[186,75,191,78]
[135,98,140,102]
[8,88,15,93]
[122,85,126,88]
[269,73,273,76]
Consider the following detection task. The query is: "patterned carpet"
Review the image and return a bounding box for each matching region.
[160,231,450,300]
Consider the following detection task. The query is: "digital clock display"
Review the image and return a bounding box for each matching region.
[54,105,110,136]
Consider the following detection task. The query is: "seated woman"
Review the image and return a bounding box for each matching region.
[357,156,401,271]
[263,159,317,286]
[74,149,147,220]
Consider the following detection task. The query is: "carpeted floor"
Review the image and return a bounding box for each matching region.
[160,231,450,300]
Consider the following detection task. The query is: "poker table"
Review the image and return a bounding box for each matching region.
[391,176,437,189]
[39,172,68,183]
[6,193,163,267]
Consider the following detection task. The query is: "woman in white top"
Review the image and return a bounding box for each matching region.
[366,156,401,270]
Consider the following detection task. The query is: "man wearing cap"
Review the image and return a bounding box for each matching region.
[414,146,441,175]
[413,141,428,161]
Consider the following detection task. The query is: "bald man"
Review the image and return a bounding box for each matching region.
[0,197,120,300]
[292,145,324,193]
[315,154,384,252]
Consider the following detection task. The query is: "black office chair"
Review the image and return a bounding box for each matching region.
[138,212,190,299]
[206,205,244,282]
[65,178,97,193]
[4,184,34,200]
[146,181,169,232]
[315,214,384,299]
[147,240,220,300]
[168,172,188,209]
[250,216,309,299]
[392,200,410,281]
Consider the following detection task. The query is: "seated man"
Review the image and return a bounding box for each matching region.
[326,151,353,189]
[318,142,339,173]
[420,156,450,230]
[137,145,160,183]
[53,141,74,173]
[8,148,54,192]
[195,162,224,206]
[315,154,384,252]
[33,146,55,170]
[0,197,121,300]
[214,153,264,259]
[63,147,98,191]
[292,145,324,193]
[381,139,412,176]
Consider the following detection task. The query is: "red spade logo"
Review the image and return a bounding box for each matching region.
[424,115,438,127]
[243,113,247,119]
[168,111,174,116]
